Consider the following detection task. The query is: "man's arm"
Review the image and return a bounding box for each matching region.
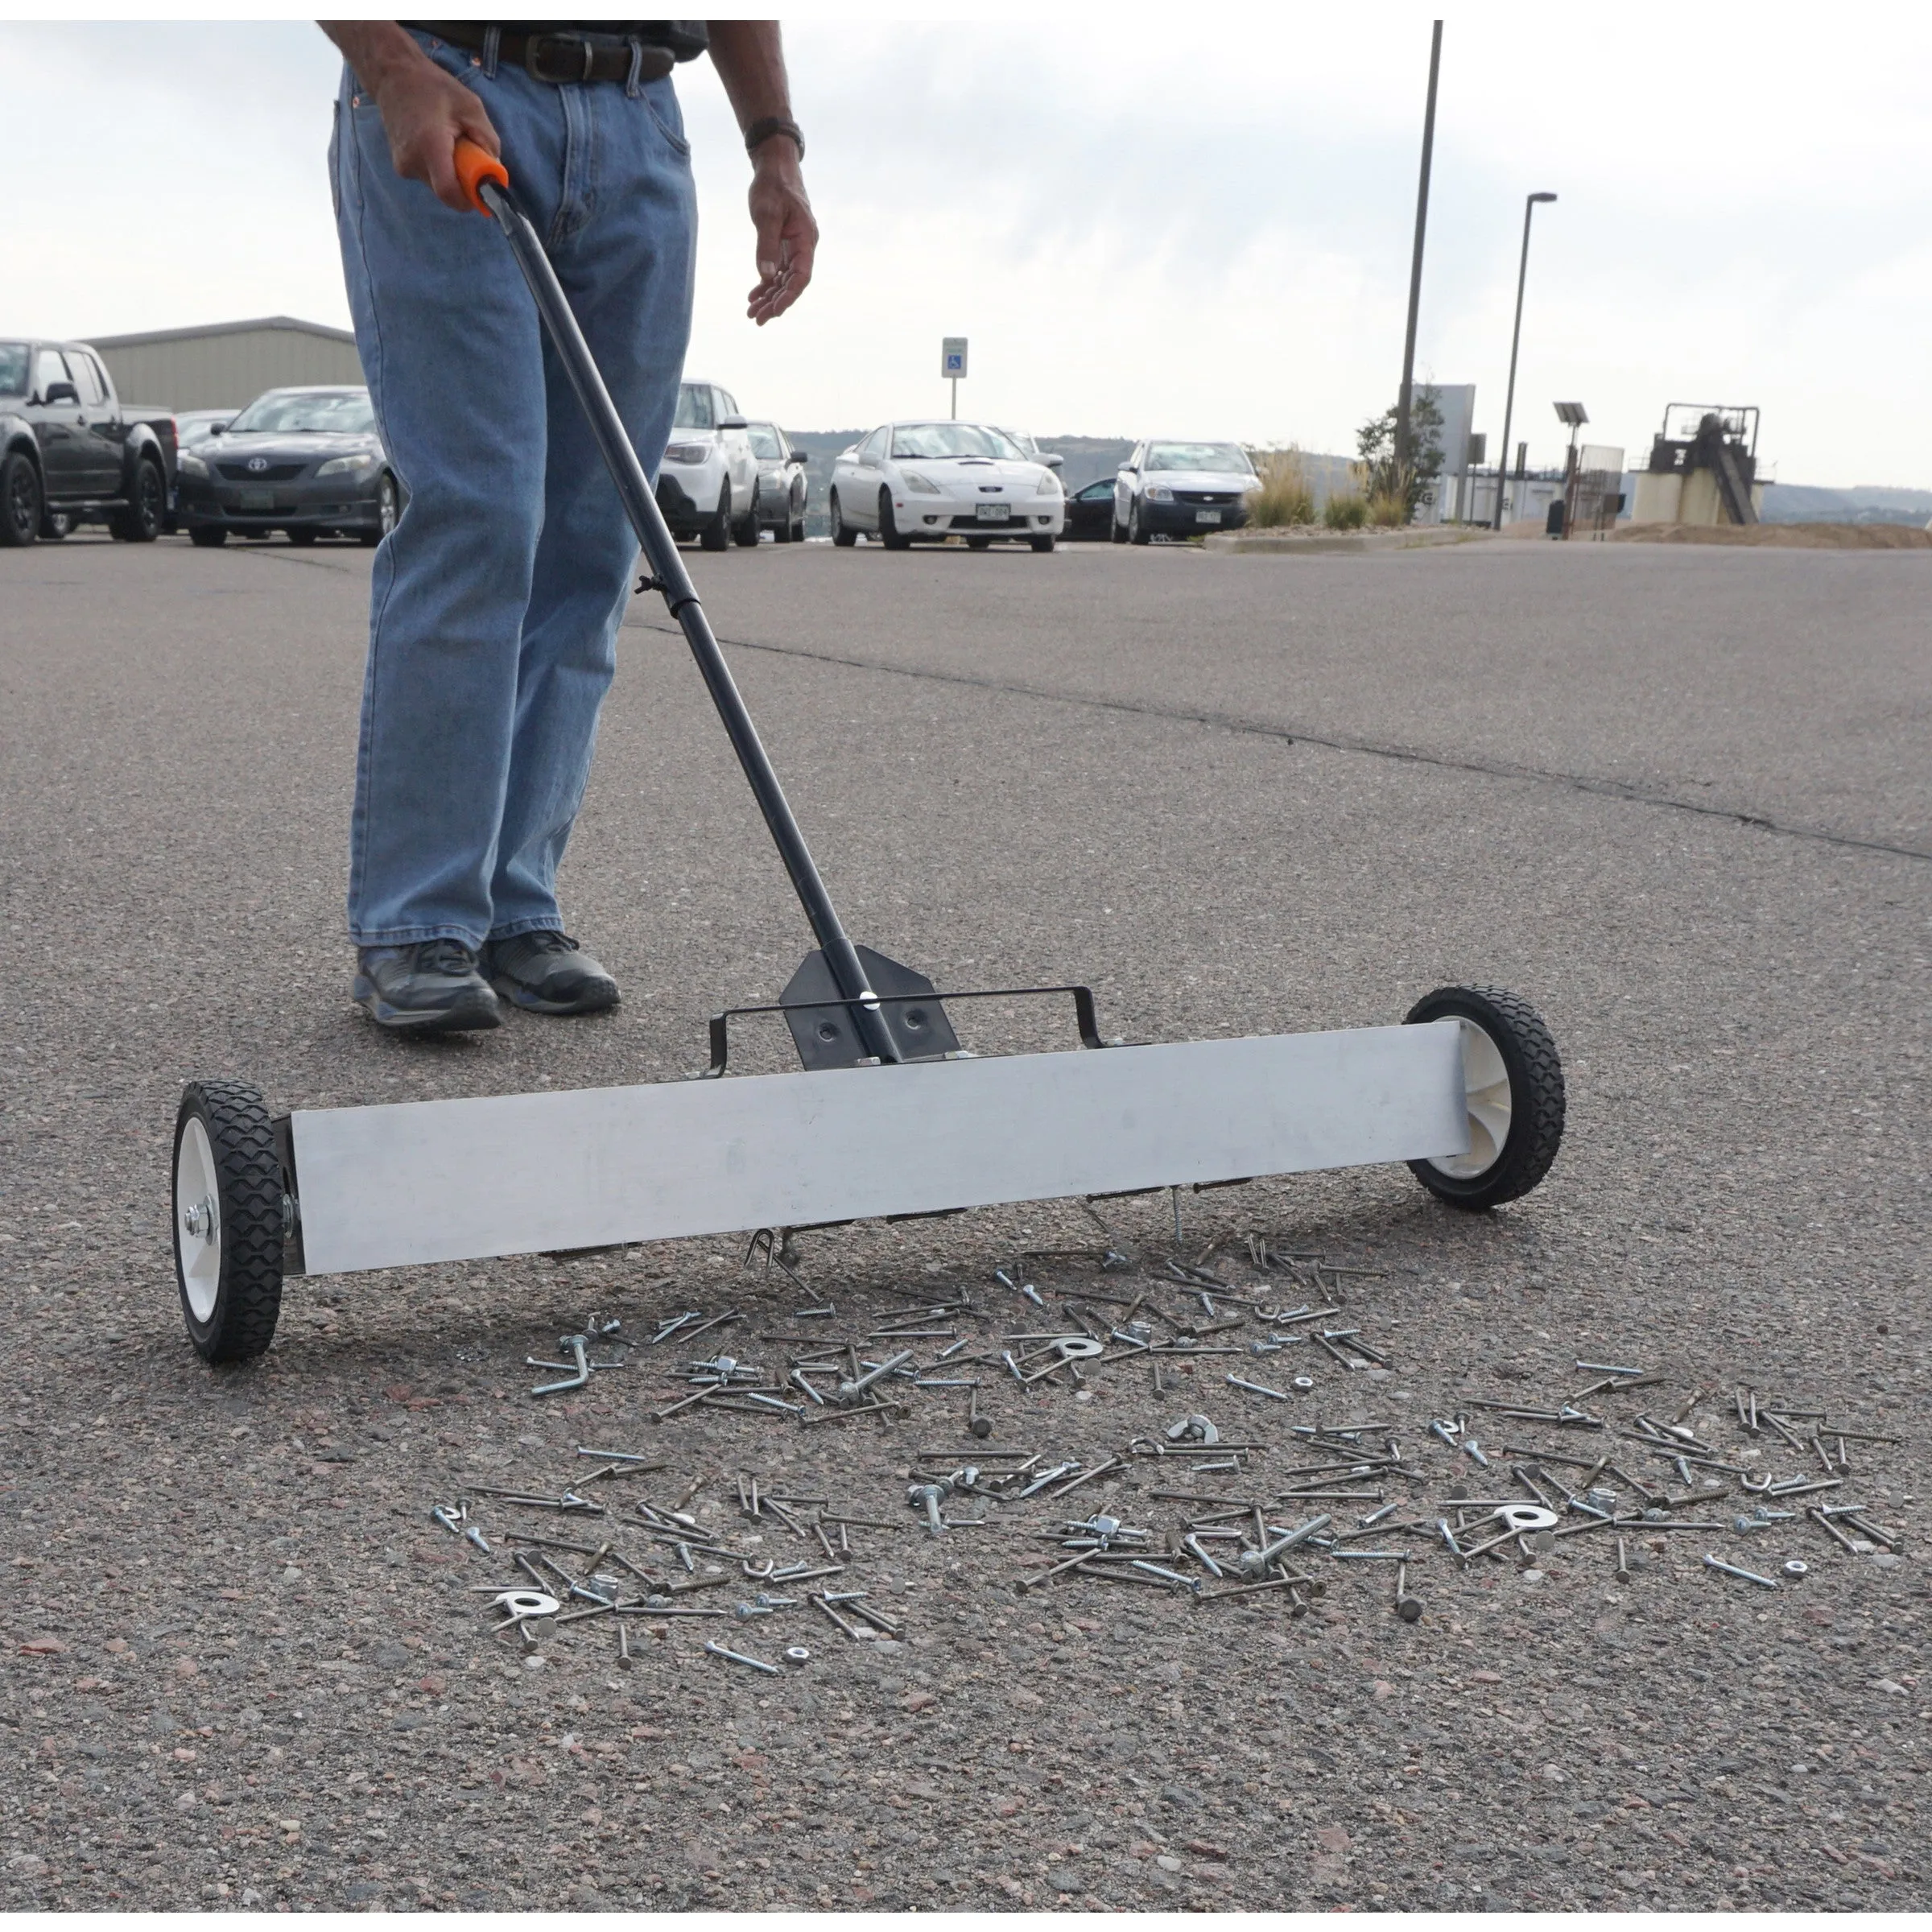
[706,23,817,324]
[319,23,499,213]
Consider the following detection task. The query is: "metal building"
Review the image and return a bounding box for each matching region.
[85,316,363,412]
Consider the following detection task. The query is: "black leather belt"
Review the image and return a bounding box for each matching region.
[413,23,678,85]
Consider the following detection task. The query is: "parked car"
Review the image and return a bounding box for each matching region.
[827,420,1063,552]
[174,407,239,448]
[0,337,176,547]
[175,386,397,547]
[1063,477,1121,541]
[656,379,759,551]
[1113,439,1260,543]
[745,420,807,543]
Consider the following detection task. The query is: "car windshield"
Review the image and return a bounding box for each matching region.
[1146,442,1252,474]
[890,423,1023,460]
[673,382,714,430]
[226,390,374,435]
[0,343,28,394]
[746,424,784,460]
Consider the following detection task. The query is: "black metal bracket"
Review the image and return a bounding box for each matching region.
[698,982,1112,1078]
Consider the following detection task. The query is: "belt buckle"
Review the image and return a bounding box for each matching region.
[526,31,594,83]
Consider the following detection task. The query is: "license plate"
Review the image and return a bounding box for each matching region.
[239,489,274,511]
[974,503,1009,522]
[1195,508,1223,524]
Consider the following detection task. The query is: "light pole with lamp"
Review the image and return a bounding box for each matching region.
[1492,191,1556,529]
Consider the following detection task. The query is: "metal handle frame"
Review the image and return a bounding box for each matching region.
[476,176,901,1064]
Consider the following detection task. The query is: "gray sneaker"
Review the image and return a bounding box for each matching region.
[353,939,502,1033]
[482,931,621,1016]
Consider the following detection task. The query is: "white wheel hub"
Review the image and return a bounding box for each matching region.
[1429,1016,1512,1180]
[176,1115,222,1321]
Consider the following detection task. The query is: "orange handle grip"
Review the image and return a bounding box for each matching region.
[454,137,509,215]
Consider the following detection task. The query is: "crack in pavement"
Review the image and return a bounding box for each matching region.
[628,617,1931,865]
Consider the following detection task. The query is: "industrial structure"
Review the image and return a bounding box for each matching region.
[84,316,363,413]
[1630,404,1765,526]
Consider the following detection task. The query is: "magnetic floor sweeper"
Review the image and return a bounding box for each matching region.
[169,142,1566,1364]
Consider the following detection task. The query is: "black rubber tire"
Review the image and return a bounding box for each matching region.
[1030,532,1056,553]
[1109,510,1128,545]
[189,525,229,548]
[789,510,806,545]
[111,457,163,542]
[1128,497,1150,545]
[829,492,857,546]
[172,1079,286,1364]
[1404,985,1565,1212]
[39,506,71,540]
[286,526,318,546]
[772,508,793,544]
[2,451,43,547]
[965,537,992,551]
[700,483,733,551]
[878,487,911,551]
[733,499,761,546]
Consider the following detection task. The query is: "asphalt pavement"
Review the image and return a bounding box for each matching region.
[1,529,1926,1910]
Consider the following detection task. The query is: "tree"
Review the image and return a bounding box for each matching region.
[1356,384,1445,519]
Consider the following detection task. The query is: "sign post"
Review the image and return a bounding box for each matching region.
[940,337,968,419]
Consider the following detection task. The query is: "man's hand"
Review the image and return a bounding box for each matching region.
[708,23,815,324]
[746,146,816,325]
[320,23,499,213]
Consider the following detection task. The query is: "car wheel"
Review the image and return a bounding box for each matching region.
[1110,506,1128,544]
[1030,532,1056,554]
[790,513,807,544]
[286,526,318,547]
[189,526,229,548]
[375,470,400,538]
[878,487,912,551]
[701,482,733,551]
[829,492,857,547]
[772,507,793,544]
[110,457,164,543]
[0,452,41,547]
[1128,498,1151,545]
[965,537,992,551]
[39,506,71,540]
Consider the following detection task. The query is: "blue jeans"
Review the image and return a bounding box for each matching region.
[330,31,696,947]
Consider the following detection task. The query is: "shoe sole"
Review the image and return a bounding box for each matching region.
[489,974,621,1018]
[353,978,502,1034]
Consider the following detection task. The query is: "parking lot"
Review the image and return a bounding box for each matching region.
[2,530,1927,1909]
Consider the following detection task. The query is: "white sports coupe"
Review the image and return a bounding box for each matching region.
[828,420,1063,551]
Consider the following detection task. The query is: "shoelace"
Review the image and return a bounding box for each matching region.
[412,938,478,976]
[519,931,580,955]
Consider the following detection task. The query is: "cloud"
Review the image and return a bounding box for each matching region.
[6,12,1930,485]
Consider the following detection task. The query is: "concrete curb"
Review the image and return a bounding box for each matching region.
[1202,526,1499,556]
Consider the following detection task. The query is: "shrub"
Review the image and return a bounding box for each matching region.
[1323,491,1368,530]
[1246,447,1317,528]
[1368,492,1410,526]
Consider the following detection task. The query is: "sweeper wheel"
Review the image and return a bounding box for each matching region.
[172,1079,285,1362]
[1403,985,1564,1211]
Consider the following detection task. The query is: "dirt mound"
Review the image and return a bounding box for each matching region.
[1610,521,1932,549]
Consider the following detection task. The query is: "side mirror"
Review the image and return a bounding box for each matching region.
[1119,464,1137,475]
[1045,452,1065,469]
[790,452,808,466]
[44,381,79,406]
[719,416,749,431]
[209,421,229,436]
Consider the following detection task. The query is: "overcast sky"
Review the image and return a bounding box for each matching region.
[6,7,1930,487]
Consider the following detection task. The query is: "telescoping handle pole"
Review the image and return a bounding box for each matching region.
[452,140,899,1064]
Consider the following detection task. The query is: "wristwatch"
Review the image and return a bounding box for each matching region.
[744,116,805,162]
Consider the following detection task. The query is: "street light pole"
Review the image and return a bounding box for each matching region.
[1393,19,1444,491]
[1492,190,1557,530]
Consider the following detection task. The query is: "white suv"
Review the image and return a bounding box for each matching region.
[656,380,761,550]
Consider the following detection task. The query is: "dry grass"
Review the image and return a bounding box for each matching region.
[1246,448,1317,528]
[1368,492,1411,528]
[1322,490,1368,530]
